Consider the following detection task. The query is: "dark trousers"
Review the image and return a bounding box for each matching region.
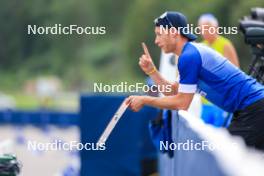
[228,98,264,151]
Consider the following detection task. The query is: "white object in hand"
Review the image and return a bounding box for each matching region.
[97,100,129,144]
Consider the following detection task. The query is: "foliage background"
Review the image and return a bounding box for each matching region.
[0,0,264,93]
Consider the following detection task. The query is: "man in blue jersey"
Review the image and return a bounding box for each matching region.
[126,11,264,150]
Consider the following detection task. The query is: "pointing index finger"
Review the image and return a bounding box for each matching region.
[142,42,151,57]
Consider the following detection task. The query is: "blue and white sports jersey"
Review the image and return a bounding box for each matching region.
[178,42,264,112]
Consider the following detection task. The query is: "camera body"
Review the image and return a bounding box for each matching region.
[240,8,264,45]
[239,8,264,84]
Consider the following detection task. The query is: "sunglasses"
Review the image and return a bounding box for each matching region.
[154,12,173,27]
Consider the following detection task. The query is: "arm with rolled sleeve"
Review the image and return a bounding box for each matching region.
[128,52,202,112]
[144,53,202,110]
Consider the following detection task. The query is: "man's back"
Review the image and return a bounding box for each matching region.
[178,42,264,112]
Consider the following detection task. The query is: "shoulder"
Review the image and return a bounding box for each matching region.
[178,43,202,69]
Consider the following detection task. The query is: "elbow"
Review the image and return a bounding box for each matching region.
[179,106,189,111]
[176,103,190,111]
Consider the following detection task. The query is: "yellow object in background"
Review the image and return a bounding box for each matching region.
[203,36,232,55]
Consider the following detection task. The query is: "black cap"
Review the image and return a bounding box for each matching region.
[154,11,197,41]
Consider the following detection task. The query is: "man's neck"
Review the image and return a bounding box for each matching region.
[173,40,188,56]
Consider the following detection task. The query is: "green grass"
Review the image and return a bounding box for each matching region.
[12,93,40,110]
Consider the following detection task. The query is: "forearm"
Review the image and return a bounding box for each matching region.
[143,95,188,110]
[149,71,178,96]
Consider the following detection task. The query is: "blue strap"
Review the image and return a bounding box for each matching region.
[149,109,174,158]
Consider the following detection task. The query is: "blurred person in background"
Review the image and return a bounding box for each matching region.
[198,13,240,67]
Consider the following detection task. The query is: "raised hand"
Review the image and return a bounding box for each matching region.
[139,42,157,75]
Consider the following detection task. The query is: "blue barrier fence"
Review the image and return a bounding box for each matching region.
[80,95,159,176]
[0,110,79,126]
[1,95,259,176]
[0,95,159,176]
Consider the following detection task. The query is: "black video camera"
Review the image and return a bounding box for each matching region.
[239,8,264,45]
[239,8,264,84]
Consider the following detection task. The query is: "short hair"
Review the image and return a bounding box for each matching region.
[198,13,218,27]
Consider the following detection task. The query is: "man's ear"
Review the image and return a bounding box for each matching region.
[169,28,180,38]
[169,30,180,39]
